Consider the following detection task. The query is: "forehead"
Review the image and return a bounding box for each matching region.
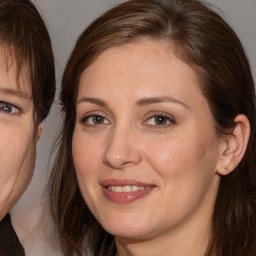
[0,46,32,98]
[79,40,202,101]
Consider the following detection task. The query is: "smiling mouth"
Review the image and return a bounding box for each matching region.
[107,185,152,193]
[101,180,155,204]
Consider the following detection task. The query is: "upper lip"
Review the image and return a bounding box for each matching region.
[101,179,155,187]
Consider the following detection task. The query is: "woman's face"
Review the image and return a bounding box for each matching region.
[0,50,39,220]
[73,40,223,240]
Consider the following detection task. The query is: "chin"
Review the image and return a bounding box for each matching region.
[106,226,153,240]
[99,213,157,240]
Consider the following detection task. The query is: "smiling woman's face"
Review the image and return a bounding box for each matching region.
[72,40,223,241]
[0,50,39,220]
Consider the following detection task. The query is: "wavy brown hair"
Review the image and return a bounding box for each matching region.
[49,0,256,255]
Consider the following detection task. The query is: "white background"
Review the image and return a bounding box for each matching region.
[10,1,256,255]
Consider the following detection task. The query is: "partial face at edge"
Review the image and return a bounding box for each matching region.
[0,48,39,220]
[72,40,223,240]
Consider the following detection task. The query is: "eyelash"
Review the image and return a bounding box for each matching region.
[80,111,176,129]
[80,113,110,127]
[0,101,20,115]
[144,112,176,128]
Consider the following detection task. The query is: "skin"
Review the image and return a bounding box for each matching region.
[72,40,228,256]
[0,50,41,221]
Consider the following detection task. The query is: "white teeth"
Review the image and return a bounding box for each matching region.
[132,186,139,191]
[123,186,131,192]
[108,185,151,193]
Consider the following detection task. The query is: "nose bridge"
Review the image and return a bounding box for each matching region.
[103,122,141,169]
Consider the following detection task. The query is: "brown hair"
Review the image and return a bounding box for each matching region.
[49,0,256,255]
[0,0,56,123]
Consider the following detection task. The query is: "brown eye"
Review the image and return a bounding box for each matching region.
[81,114,110,126]
[144,113,176,127]
[93,115,105,124]
[154,116,168,125]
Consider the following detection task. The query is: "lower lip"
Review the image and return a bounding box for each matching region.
[102,186,154,204]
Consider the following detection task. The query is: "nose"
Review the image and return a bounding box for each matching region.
[103,125,142,169]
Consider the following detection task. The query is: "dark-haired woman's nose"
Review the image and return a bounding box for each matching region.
[103,126,142,169]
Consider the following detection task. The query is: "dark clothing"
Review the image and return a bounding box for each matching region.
[0,213,25,256]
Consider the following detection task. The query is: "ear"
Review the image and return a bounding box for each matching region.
[36,123,43,142]
[216,114,250,176]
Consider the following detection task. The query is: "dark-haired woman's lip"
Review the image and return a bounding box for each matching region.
[101,179,155,204]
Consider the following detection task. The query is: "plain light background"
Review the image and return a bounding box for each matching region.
[9,1,256,255]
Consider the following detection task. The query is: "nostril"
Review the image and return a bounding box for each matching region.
[103,132,142,169]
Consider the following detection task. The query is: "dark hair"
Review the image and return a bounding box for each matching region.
[49,0,256,255]
[0,0,56,123]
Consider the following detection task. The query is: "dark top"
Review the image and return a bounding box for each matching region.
[0,213,25,256]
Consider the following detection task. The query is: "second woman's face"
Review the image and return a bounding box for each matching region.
[73,40,223,240]
[0,50,39,220]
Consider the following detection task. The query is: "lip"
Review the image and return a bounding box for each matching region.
[101,179,154,187]
[101,179,155,204]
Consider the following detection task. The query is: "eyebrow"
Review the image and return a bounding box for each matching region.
[77,97,107,107]
[77,96,189,109]
[0,88,30,99]
[137,96,189,109]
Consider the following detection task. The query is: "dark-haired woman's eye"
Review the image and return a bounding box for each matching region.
[144,113,176,127]
[81,114,110,126]
[0,101,20,115]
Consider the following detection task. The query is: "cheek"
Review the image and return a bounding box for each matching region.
[72,130,103,186]
[142,136,195,177]
[0,125,32,165]
[0,124,36,217]
[143,128,219,189]
[141,131,220,227]
[72,130,106,214]
[15,141,36,192]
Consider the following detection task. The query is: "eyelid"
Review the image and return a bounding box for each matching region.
[143,111,176,126]
[79,111,111,125]
[0,100,21,115]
